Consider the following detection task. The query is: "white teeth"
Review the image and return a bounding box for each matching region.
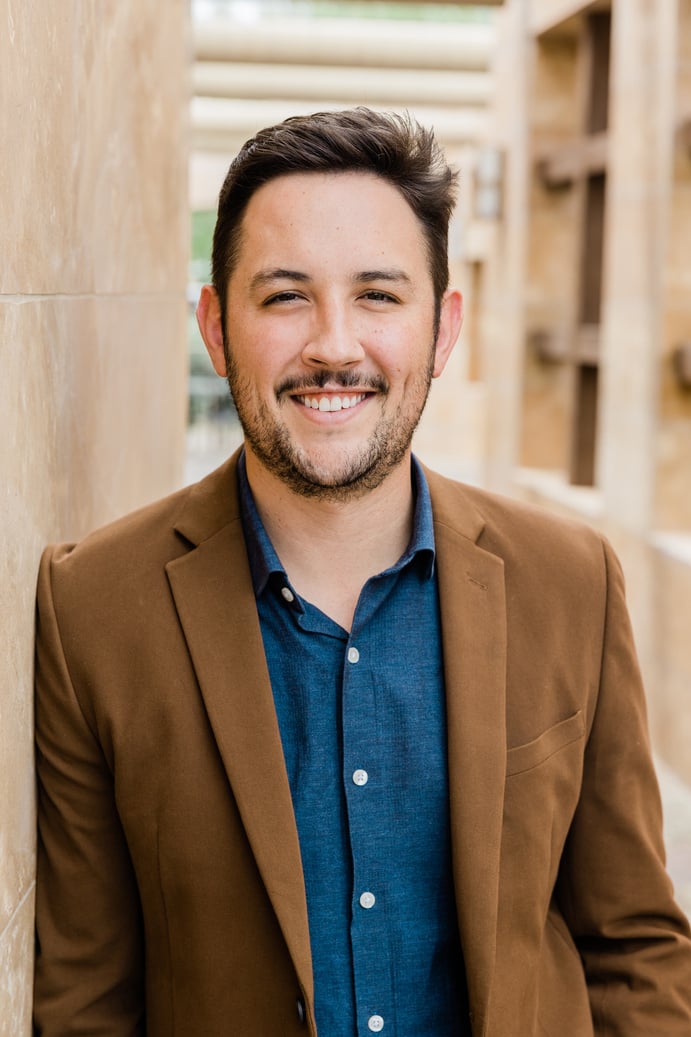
[300,393,364,412]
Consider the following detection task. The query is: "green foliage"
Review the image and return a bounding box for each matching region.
[190,209,216,283]
[303,3,491,22]
[193,1,491,24]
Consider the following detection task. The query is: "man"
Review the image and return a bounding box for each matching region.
[34,109,691,1036]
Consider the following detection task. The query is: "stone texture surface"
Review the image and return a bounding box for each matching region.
[596,0,664,532]
[655,0,691,528]
[0,2,189,1030]
[477,0,531,493]
[0,891,35,1037]
[1,2,189,296]
[657,757,691,918]
[650,545,691,785]
[1,297,188,540]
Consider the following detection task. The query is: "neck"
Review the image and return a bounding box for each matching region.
[244,448,415,630]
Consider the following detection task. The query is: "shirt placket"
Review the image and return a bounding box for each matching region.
[343,595,396,1037]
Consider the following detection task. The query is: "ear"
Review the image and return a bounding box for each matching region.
[432,289,463,379]
[196,285,228,377]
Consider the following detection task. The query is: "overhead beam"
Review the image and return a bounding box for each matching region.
[191,97,488,152]
[193,61,493,108]
[394,0,503,4]
[194,18,496,71]
[532,0,610,39]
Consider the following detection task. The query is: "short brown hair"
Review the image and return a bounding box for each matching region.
[211,108,458,325]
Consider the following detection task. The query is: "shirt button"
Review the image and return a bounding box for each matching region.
[347,646,360,664]
[352,769,368,786]
[368,1015,384,1032]
[281,586,295,603]
[359,891,375,909]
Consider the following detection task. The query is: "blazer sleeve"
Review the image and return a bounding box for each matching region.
[556,536,691,1031]
[33,545,146,1036]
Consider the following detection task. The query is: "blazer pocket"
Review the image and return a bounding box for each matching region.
[506,711,584,777]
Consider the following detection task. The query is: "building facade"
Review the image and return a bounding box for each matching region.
[459,0,691,781]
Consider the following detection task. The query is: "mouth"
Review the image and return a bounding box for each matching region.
[294,392,369,413]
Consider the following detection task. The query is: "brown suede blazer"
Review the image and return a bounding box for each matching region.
[34,454,691,1036]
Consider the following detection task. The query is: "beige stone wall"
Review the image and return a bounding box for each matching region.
[649,538,691,778]
[0,4,189,1032]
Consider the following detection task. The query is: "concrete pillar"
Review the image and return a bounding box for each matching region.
[596,0,673,533]
[481,0,533,493]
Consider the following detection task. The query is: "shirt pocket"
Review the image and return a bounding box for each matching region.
[505,710,584,777]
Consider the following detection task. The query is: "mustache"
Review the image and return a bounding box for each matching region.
[276,371,389,396]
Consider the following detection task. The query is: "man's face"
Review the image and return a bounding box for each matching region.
[199,171,461,500]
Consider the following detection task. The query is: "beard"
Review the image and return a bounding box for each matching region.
[222,337,437,503]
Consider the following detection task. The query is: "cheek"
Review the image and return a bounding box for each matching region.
[226,321,273,372]
[378,334,431,381]
[367,324,413,365]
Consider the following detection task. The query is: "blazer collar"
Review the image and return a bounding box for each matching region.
[170,452,242,546]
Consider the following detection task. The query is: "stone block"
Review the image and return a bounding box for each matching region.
[0,2,189,296]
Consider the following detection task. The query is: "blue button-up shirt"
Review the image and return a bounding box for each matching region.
[238,453,469,1036]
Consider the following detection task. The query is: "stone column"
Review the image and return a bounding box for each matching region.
[0,3,189,1031]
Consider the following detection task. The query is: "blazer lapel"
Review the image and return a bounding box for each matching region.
[165,457,313,1004]
[428,470,507,1037]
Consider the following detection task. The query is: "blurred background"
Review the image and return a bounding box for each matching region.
[185,0,499,478]
[2,1,691,1030]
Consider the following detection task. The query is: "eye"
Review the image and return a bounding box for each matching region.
[361,290,399,304]
[263,290,305,306]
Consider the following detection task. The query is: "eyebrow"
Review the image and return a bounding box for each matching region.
[353,269,412,286]
[249,267,413,291]
[249,269,311,290]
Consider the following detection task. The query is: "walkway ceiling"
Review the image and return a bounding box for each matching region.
[190,6,499,205]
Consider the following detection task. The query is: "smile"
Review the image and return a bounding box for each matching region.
[295,393,368,412]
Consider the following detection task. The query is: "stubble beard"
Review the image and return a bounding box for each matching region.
[223,338,437,503]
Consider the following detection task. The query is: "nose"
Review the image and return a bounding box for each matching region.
[301,303,366,369]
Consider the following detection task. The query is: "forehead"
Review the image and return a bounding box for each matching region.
[233,171,429,274]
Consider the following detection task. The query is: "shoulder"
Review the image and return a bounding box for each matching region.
[426,467,603,551]
[39,455,241,605]
[424,466,612,594]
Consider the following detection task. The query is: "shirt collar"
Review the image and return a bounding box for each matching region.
[237,450,436,601]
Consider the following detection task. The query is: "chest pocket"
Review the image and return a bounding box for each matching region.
[505,710,584,777]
